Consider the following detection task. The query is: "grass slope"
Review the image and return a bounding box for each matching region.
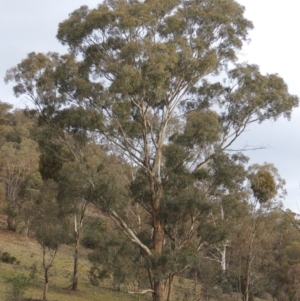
[0,218,271,301]
[0,227,148,301]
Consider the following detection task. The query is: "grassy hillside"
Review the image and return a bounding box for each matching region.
[0,217,272,301]
[0,224,148,301]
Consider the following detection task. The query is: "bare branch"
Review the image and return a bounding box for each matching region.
[127,289,155,295]
[109,210,152,257]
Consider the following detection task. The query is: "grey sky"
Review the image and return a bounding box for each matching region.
[0,1,299,210]
[234,0,300,211]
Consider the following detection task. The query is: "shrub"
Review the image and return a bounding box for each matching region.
[2,252,17,264]
[29,263,38,286]
[4,274,30,301]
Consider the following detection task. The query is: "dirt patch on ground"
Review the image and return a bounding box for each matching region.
[0,228,38,252]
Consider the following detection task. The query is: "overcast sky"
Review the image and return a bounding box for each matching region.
[0,1,299,210]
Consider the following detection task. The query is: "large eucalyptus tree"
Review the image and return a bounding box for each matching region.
[6,0,298,300]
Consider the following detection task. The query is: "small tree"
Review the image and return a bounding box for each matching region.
[4,274,30,301]
[32,180,69,301]
[55,142,130,291]
[229,164,286,301]
[0,105,39,231]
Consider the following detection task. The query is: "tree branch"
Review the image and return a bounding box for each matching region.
[109,210,152,257]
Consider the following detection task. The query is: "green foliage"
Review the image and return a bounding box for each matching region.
[88,266,110,287]
[197,259,224,300]
[2,252,17,264]
[32,180,70,250]
[34,210,69,250]
[162,143,189,173]
[0,106,39,232]
[250,169,276,203]
[226,64,299,122]
[81,218,106,249]
[28,263,38,286]
[130,168,152,210]
[57,144,130,212]
[4,204,19,231]
[4,274,30,301]
[39,153,63,181]
[209,153,249,192]
[88,231,148,291]
[284,242,300,265]
[248,163,286,204]
[18,172,43,204]
[173,110,220,148]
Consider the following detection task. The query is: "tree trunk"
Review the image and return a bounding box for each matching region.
[72,229,79,291]
[153,201,164,253]
[7,217,16,231]
[72,201,87,291]
[221,243,227,272]
[154,280,165,301]
[220,205,227,272]
[152,198,165,301]
[167,274,174,301]
[43,268,49,301]
[242,255,251,301]
[194,268,198,298]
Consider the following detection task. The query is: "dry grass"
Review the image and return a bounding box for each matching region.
[0,221,149,301]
